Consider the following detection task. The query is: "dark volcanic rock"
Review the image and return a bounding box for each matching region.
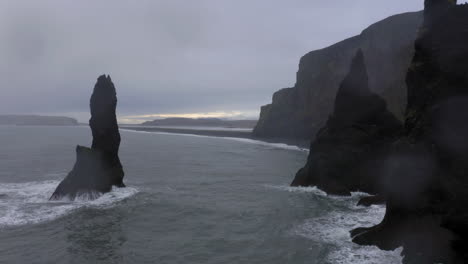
[291,50,402,195]
[352,1,468,263]
[253,88,300,138]
[357,195,386,207]
[90,75,124,188]
[253,12,422,139]
[50,146,116,200]
[51,75,125,200]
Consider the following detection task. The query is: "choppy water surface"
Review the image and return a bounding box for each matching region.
[0,126,401,263]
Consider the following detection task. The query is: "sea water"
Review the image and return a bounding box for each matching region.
[0,126,402,263]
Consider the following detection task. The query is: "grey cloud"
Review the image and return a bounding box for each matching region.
[0,0,422,122]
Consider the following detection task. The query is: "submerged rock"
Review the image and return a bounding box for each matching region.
[50,75,125,200]
[352,1,468,263]
[291,50,402,195]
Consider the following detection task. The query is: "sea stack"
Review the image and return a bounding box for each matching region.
[50,75,125,200]
[291,50,402,195]
[352,0,468,263]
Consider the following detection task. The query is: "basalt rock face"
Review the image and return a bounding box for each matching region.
[90,75,125,188]
[50,75,125,200]
[253,88,299,138]
[253,12,422,140]
[353,1,468,263]
[291,50,402,195]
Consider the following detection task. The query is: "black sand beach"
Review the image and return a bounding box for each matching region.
[119,126,310,149]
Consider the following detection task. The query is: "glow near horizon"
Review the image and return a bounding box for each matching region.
[118,110,260,124]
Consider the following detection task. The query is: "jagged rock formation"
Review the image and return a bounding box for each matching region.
[89,75,125,188]
[352,1,468,263]
[253,12,422,139]
[291,50,402,195]
[50,75,125,200]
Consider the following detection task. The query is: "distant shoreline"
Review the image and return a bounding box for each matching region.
[119,126,310,149]
[141,118,257,129]
[121,126,253,138]
[0,115,78,126]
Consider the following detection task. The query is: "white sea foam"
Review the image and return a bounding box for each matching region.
[294,206,403,264]
[0,180,138,228]
[44,172,68,178]
[264,184,328,196]
[219,137,309,152]
[120,128,309,152]
[269,184,403,264]
[266,185,384,202]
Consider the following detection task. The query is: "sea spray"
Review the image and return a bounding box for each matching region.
[0,180,138,228]
[266,184,404,264]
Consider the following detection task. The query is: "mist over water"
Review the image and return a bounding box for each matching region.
[0,126,401,263]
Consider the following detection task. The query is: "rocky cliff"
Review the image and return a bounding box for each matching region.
[291,50,402,195]
[253,12,423,139]
[50,75,125,200]
[351,1,468,263]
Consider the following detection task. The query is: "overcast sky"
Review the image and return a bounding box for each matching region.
[0,0,423,123]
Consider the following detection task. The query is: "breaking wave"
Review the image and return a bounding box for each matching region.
[0,180,138,228]
[267,184,403,264]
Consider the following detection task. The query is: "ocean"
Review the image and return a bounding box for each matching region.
[0,126,402,263]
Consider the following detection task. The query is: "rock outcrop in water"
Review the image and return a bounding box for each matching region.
[50,75,125,200]
[291,50,402,195]
[253,12,422,140]
[89,75,125,188]
[351,1,468,263]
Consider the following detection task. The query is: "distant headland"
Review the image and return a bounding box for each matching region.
[0,115,78,126]
[141,117,257,129]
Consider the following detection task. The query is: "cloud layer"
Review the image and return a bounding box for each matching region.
[0,0,422,123]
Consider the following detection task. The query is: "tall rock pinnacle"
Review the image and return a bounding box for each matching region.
[291,50,402,194]
[90,75,124,187]
[50,75,125,200]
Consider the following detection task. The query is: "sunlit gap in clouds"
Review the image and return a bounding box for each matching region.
[119,110,260,124]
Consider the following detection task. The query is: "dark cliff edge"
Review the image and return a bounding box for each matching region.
[50,75,125,200]
[291,50,402,195]
[253,11,423,140]
[350,1,468,263]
